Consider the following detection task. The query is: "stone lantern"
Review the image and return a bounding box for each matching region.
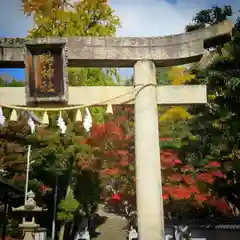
[12,190,47,240]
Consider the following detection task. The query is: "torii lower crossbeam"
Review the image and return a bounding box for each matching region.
[0,85,206,106]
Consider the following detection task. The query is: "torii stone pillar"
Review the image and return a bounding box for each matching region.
[134,60,164,240]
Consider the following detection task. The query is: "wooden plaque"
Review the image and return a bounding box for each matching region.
[24,39,68,104]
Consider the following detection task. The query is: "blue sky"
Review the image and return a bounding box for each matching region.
[0,0,239,80]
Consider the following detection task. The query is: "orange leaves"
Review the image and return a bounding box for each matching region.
[119,160,129,166]
[183,174,195,185]
[163,185,209,203]
[207,161,221,168]
[161,155,226,208]
[181,164,195,172]
[196,173,215,184]
[117,150,129,155]
[196,170,225,184]
[195,194,208,203]
[89,121,126,144]
[105,121,125,140]
[79,112,230,216]
[40,184,51,193]
[188,186,200,194]
[101,168,121,175]
[164,185,192,200]
[22,0,55,14]
[208,198,232,215]
[91,123,106,139]
[211,170,226,178]
[160,150,178,168]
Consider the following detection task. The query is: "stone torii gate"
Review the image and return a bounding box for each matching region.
[0,21,233,240]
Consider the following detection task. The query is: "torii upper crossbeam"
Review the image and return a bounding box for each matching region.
[0,21,232,68]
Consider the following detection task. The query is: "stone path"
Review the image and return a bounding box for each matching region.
[93,205,127,240]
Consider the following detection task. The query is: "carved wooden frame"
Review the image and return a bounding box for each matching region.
[24,38,68,104]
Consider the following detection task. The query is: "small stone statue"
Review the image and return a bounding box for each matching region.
[25,191,37,210]
[13,190,44,214]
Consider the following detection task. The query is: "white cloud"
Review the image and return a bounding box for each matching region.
[112,1,202,37]
[112,0,240,37]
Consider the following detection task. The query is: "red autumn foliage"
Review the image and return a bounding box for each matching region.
[207,161,221,168]
[40,185,51,192]
[163,193,169,200]
[183,174,195,185]
[101,168,121,175]
[181,164,195,172]
[195,193,209,203]
[196,173,215,184]
[208,198,232,215]
[79,107,231,216]
[111,193,122,201]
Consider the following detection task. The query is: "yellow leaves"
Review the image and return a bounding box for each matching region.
[208,94,216,100]
[22,0,55,14]
[158,66,193,123]
[160,107,191,122]
[168,66,195,85]
[28,0,120,38]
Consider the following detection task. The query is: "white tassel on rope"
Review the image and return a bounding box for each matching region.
[75,109,82,122]
[57,111,67,134]
[106,104,113,114]
[28,117,36,134]
[83,107,92,132]
[42,111,49,125]
[0,107,5,125]
[10,109,18,121]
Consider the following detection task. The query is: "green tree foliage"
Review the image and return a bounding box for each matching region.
[68,68,120,86]
[57,187,80,222]
[185,5,233,32]
[181,6,240,213]
[0,77,24,87]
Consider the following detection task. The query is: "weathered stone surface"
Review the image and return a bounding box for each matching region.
[0,21,233,68]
